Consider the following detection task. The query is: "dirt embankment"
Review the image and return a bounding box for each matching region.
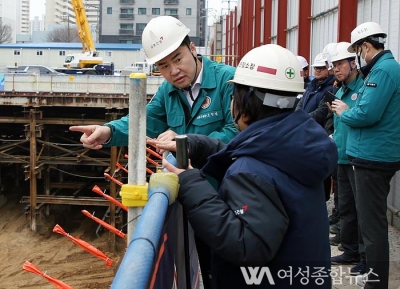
[0,195,126,289]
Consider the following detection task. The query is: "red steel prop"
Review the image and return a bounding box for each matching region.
[104,173,124,187]
[22,261,73,289]
[92,185,128,211]
[81,210,126,238]
[53,224,113,268]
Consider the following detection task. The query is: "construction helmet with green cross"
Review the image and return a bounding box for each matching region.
[228,44,304,109]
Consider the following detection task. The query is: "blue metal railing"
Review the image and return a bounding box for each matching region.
[111,185,170,289]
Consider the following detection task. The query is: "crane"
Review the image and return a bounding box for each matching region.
[58,0,114,75]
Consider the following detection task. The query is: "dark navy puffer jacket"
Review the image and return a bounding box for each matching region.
[296,74,335,126]
[178,110,338,289]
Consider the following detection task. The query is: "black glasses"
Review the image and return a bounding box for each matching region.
[313,66,327,71]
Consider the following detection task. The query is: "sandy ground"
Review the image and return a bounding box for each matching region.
[0,195,126,289]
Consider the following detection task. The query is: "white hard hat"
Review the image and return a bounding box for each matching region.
[296,55,309,69]
[331,42,356,63]
[142,16,190,64]
[322,43,336,70]
[311,53,327,67]
[348,22,387,52]
[229,44,304,105]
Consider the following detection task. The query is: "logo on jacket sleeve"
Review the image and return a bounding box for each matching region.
[234,205,248,215]
[201,96,212,109]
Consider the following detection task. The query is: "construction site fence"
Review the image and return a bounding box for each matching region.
[0,73,164,96]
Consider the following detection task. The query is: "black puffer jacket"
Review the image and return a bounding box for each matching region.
[296,74,335,126]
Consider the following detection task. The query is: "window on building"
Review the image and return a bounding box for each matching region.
[120,23,134,29]
[138,8,146,15]
[14,50,21,55]
[37,51,43,56]
[59,51,66,56]
[165,8,178,16]
[136,23,147,35]
[107,7,112,14]
[186,8,192,15]
[152,8,160,15]
[121,8,134,14]
[120,23,134,35]
[106,51,113,57]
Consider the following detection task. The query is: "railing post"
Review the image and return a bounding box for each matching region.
[125,73,147,242]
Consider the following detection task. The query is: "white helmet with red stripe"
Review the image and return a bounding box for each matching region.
[228,44,304,108]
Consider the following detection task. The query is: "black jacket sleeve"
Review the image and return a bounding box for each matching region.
[178,169,289,266]
[324,110,334,135]
[309,99,329,126]
[186,134,227,168]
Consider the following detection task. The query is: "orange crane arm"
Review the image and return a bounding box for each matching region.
[71,0,97,54]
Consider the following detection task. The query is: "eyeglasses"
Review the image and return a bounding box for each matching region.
[313,66,327,71]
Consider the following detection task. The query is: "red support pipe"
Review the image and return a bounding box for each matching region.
[245,0,255,52]
[337,0,358,42]
[297,0,312,61]
[277,0,288,47]
[264,0,272,44]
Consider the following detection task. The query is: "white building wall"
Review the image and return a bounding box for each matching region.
[0,47,143,70]
[270,0,278,44]
[286,0,299,55]
[356,0,400,61]
[310,0,338,75]
[221,15,227,62]
[84,0,100,42]
[0,0,17,42]
[17,0,31,34]
[45,0,75,31]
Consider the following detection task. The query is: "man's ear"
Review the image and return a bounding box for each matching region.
[363,42,371,52]
[189,42,197,56]
[351,60,357,69]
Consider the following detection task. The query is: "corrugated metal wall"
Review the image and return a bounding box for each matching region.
[356,0,400,60]
[310,0,338,70]
[271,0,278,44]
[286,0,299,54]
[213,0,400,226]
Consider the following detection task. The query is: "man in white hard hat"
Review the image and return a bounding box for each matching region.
[296,55,314,89]
[332,22,400,289]
[70,15,238,148]
[322,42,337,73]
[69,16,238,289]
[327,42,366,275]
[159,44,337,288]
[296,53,335,127]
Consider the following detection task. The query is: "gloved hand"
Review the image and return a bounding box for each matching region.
[148,172,179,205]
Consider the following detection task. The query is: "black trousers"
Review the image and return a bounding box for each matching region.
[353,166,396,289]
[337,165,365,259]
